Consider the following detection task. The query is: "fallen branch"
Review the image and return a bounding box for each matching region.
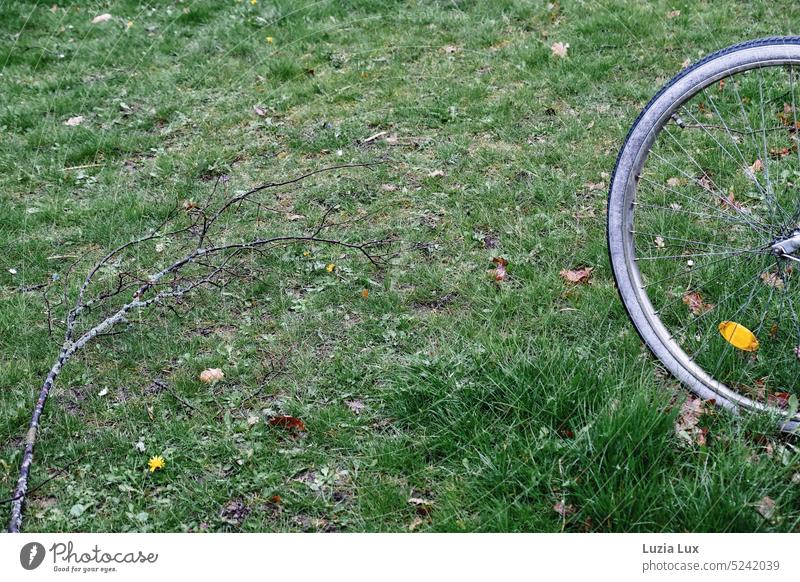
[7,162,394,532]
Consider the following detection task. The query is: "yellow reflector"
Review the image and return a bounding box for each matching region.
[718,321,759,351]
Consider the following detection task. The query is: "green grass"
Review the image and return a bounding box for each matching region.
[3,0,800,532]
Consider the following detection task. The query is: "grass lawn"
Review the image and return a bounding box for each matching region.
[2,0,800,532]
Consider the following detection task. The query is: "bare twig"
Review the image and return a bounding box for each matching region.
[7,162,394,532]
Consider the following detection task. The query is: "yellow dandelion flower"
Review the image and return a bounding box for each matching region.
[250,0,257,4]
[148,455,166,472]
[303,251,311,257]
[326,263,335,273]
[266,36,274,44]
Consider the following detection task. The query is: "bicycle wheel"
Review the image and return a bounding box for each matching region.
[608,37,800,431]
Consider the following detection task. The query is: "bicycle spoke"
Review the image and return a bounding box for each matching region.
[614,43,800,420]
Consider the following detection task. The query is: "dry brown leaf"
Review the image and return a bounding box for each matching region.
[666,177,683,188]
[760,271,784,289]
[675,396,710,445]
[768,392,791,409]
[750,158,764,173]
[756,496,775,519]
[553,501,576,517]
[64,116,84,127]
[559,266,593,285]
[696,173,714,192]
[585,181,605,191]
[408,496,434,516]
[220,499,250,526]
[345,399,365,414]
[199,368,224,383]
[682,291,713,315]
[770,146,793,159]
[489,256,509,282]
[269,415,306,431]
[550,41,569,58]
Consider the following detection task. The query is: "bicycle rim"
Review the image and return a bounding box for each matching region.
[609,38,800,430]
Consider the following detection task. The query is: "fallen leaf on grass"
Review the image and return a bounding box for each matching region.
[253,105,267,117]
[345,399,365,414]
[654,235,665,248]
[720,191,745,211]
[585,181,605,192]
[408,496,434,516]
[769,145,794,159]
[682,291,713,315]
[220,499,250,526]
[91,13,112,24]
[666,177,684,188]
[777,103,800,128]
[427,169,445,178]
[269,415,306,431]
[675,397,715,446]
[760,271,784,289]
[553,501,576,517]
[767,392,791,409]
[550,42,569,58]
[750,158,764,173]
[666,9,681,18]
[488,256,509,282]
[64,116,84,126]
[696,173,714,192]
[199,368,224,383]
[756,496,775,519]
[559,266,593,285]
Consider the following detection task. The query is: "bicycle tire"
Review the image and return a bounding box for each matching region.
[608,37,800,431]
